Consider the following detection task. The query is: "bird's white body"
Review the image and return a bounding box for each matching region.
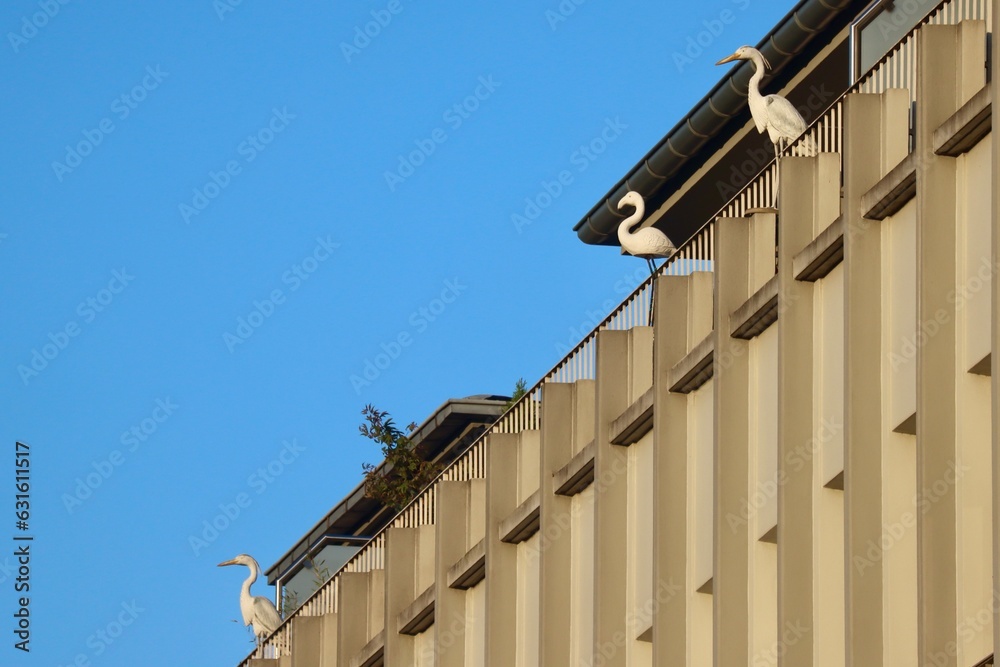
[219,554,283,644]
[717,46,809,155]
[617,191,675,262]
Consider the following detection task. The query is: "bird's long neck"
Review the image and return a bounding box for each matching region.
[617,199,645,245]
[241,561,259,601]
[747,52,766,105]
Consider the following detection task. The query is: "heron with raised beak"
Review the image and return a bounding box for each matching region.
[717,45,811,209]
[218,554,283,649]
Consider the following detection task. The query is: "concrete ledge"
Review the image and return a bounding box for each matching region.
[499,490,540,544]
[730,275,778,340]
[861,152,916,220]
[553,440,595,496]
[934,83,991,156]
[667,332,714,394]
[793,216,844,282]
[609,386,654,446]
[447,538,486,590]
[397,584,435,636]
[349,630,385,667]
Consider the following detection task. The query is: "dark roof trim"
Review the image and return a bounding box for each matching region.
[573,0,864,245]
[264,395,506,585]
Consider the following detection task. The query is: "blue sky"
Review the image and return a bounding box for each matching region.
[0,1,787,664]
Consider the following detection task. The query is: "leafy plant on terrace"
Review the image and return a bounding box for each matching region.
[360,404,441,511]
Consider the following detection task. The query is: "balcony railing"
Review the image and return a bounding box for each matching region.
[235,0,989,663]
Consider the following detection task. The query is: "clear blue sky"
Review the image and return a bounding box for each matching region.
[0,1,787,664]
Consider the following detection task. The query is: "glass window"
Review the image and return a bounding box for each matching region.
[851,0,936,79]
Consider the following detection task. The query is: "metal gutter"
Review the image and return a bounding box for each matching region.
[574,0,869,246]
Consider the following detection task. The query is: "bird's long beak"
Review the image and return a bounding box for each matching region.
[715,52,740,66]
[217,558,238,567]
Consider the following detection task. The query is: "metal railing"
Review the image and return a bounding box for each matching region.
[857,0,989,101]
[235,1,989,663]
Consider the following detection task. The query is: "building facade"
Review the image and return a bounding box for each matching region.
[237,0,1000,665]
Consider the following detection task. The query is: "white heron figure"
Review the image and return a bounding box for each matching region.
[617,191,676,275]
[715,46,808,158]
[618,191,675,325]
[218,554,283,648]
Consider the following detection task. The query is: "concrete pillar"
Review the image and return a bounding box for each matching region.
[436,480,471,667]
[385,527,418,665]
[539,381,575,667]
[915,21,986,667]
[290,616,323,667]
[713,216,752,667]
[653,271,713,667]
[842,87,909,667]
[592,329,632,667]
[485,433,519,667]
[993,0,1000,661]
[321,613,338,667]
[338,572,373,666]
[775,153,842,666]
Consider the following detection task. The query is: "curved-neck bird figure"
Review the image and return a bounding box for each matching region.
[617,191,676,275]
[716,46,808,158]
[219,554,283,648]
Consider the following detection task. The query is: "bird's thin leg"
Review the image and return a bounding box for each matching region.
[771,143,781,210]
[646,263,656,326]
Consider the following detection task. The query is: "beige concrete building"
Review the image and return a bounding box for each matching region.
[235,0,1000,664]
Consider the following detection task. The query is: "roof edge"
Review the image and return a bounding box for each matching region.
[264,395,507,583]
[573,0,865,245]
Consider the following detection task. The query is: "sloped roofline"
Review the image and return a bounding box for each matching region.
[573,0,869,246]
